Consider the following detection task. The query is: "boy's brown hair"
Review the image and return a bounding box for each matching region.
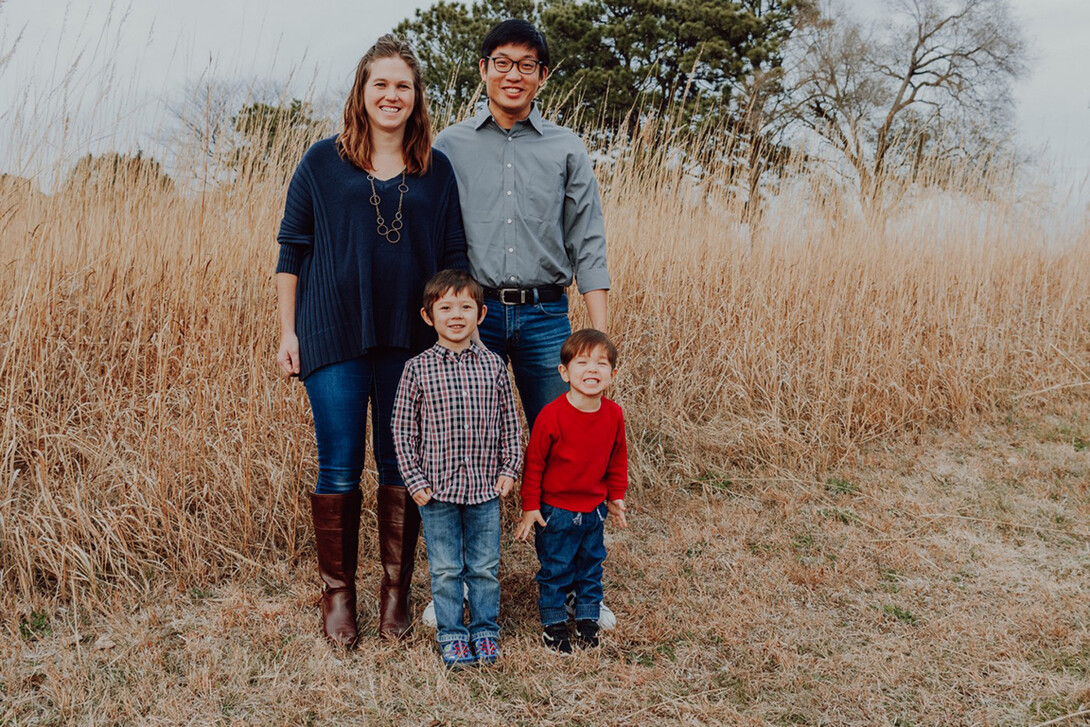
[560,329,619,369]
[421,269,484,318]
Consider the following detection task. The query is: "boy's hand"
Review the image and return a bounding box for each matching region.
[514,510,545,541]
[495,475,515,497]
[607,499,627,528]
[411,488,433,507]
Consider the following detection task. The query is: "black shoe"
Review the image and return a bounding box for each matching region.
[575,619,600,648]
[542,622,572,653]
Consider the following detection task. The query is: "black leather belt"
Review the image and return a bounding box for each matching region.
[483,285,565,305]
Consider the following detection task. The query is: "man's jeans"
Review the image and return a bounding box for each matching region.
[418,497,501,643]
[534,501,608,626]
[303,349,410,494]
[478,293,571,428]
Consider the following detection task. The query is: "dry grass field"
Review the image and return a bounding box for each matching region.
[1,113,1089,725]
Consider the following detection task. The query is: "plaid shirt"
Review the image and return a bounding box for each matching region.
[392,342,523,504]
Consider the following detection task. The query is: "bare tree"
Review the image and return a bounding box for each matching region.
[790,0,1027,217]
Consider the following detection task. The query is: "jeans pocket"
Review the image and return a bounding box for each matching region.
[534,296,569,318]
[540,503,568,529]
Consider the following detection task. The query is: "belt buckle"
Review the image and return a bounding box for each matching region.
[499,288,526,305]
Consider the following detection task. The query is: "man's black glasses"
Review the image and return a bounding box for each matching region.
[485,56,544,75]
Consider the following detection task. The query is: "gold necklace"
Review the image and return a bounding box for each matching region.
[367,170,408,244]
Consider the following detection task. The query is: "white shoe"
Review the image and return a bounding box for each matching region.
[422,600,437,628]
[422,583,469,629]
[565,591,617,630]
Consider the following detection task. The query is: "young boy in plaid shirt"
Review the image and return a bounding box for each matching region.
[392,269,523,668]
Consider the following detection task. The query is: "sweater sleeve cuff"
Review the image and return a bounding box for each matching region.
[276,243,308,275]
[575,266,610,294]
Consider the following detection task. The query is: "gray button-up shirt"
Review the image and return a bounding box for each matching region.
[434,105,610,294]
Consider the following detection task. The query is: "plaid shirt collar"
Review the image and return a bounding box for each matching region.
[426,340,487,363]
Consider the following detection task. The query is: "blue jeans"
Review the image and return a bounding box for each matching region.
[534,501,607,625]
[418,497,501,643]
[478,293,571,428]
[302,349,410,494]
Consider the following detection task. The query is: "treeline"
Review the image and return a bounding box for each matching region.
[69,0,1026,221]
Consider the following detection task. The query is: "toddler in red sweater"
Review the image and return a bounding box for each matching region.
[514,329,629,651]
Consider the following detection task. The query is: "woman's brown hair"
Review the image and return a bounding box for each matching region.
[338,34,432,175]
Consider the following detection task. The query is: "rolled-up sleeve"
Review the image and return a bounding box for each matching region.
[563,148,609,293]
[276,162,315,275]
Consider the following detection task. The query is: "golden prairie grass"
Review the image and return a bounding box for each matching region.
[1,106,1089,724]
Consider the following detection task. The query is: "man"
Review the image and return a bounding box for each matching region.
[434,18,609,429]
[431,18,618,632]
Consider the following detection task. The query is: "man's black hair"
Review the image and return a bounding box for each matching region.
[480,19,550,72]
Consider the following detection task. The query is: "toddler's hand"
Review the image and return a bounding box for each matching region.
[495,475,515,497]
[514,510,545,541]
[607,499,627,528]
[411,487,433,507]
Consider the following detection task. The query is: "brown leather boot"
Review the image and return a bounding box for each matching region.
[377,485,421,639]
[310,490,362,648]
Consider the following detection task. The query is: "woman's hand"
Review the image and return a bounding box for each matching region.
[277,332,301,377]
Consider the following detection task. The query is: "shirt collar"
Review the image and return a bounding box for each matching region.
[429,341,484,361]
[472,103,544,135]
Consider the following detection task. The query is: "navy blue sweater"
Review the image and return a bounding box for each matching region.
[276,138,469,380]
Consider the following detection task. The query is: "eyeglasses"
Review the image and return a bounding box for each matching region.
[485,56,544,75]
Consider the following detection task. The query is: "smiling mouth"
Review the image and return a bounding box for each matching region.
[379,106,401,113]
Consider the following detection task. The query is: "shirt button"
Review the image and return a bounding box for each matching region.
[508,247,514,253]
[506,219,512,224]
[509,276,516,281]
[506,190,512,196]
[506,163,512,168]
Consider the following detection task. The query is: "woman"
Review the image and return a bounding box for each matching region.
[275,35,468,648]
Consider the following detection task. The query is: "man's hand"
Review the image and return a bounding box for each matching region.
[514,509,546,541]
[607,498,627,528]
[495,475,515,497]
[411,487,433,507]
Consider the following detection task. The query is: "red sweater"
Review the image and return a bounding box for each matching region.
[521,394,628,513]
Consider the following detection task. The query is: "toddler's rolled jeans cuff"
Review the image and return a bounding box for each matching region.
[541,608,569,627]
[469,629,499,641]
[574,603,601,622]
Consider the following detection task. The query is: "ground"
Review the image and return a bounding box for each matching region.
[3,408,1088,726]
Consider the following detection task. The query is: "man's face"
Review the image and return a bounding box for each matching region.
[479,43,548,122]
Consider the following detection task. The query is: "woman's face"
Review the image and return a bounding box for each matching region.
[364,56,416,135]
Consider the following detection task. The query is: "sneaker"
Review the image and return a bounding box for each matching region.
[472,636,501,665]
[565,591,617,630]
[542,622,572,653]
[440,640,477,668]
[574,619,600,648]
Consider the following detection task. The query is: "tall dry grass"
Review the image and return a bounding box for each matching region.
[1,103,1088,614]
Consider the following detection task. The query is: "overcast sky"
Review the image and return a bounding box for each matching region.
[1,0,1087,190]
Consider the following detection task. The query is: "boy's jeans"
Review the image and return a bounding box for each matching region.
[534,501,608,626]
[418,497,501,643]
[477,294,570,428]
